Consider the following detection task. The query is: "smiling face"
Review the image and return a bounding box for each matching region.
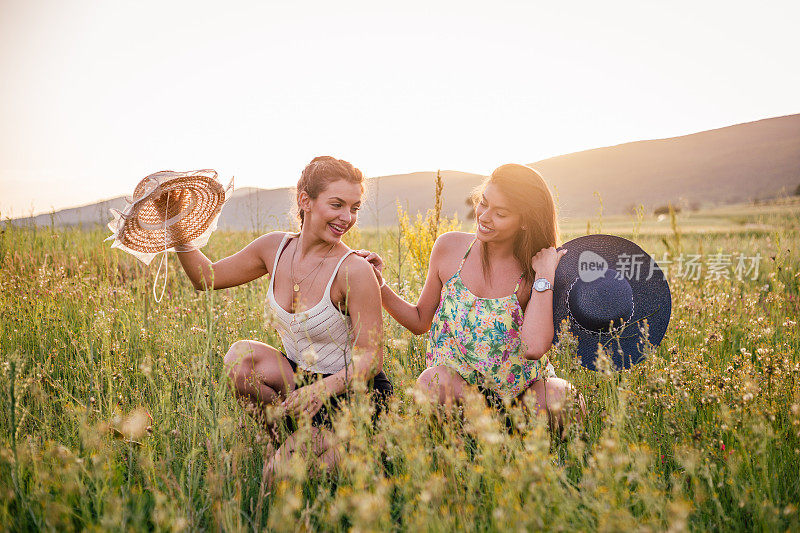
[474,182,523,244]
[298,178,362,243]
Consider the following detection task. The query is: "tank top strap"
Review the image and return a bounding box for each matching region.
[324,248,356,293]
[457,238,478,273]
[271,232,297,278]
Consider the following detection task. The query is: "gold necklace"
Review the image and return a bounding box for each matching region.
[290,238,335,293]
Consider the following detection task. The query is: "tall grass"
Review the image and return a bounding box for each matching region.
[1,197,799,531]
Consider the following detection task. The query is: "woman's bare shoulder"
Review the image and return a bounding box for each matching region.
[338,252,376,282]
[331,252,379,304]
[251,231,293,273]
[435,231,473,248]
[251,231,290,252]
[433,231,474,257]
[252,231,287,244]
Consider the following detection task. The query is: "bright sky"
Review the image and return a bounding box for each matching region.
[1,0,798,217]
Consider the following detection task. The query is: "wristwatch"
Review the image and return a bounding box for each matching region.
[533,278,552,292]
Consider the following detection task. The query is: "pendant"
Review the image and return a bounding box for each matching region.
[293,283,300,292]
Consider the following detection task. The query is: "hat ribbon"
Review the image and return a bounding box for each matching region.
[152,192,170,303]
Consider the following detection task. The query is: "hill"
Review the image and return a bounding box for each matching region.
[214,170,484,231]
[6,114,799,230]
[535,114,800,218]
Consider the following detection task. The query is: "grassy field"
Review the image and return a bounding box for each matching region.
[1,197,799,531]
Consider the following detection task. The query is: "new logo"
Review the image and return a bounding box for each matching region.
[578,250,608,282]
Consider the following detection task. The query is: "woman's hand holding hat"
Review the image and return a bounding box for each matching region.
[151,188,186,213]
[106,169,232,263]
[106,169,233,302]
[149,189,193,243]
[532,246,567,283]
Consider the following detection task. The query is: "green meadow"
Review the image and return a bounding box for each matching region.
[1,196,799,531]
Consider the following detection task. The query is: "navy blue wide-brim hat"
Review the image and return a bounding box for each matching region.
[552,234,672,371]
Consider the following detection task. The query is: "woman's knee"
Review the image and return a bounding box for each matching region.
[533,377,585,420]
[223,340,255,380]
[416,366,464,404]
[546,378,570,407]
[416,366,447,391]
[526,377,566,411]
[551,379,584,415]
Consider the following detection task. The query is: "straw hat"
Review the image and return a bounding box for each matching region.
[106,169,233,265]
[552,234,672,370]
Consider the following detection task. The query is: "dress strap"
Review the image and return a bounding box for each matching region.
[513,274,524,294]
[457,238,477,273]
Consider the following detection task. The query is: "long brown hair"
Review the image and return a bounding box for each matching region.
[471,164,560,282]
[295,156,364,227]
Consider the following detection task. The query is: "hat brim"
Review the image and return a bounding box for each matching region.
[552,234,672,370]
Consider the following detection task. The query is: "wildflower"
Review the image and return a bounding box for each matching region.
[301,348,318,367]
[139,358,152,377]
[485,431,503,444]
[388,338,409,350]
[117,408,149,441]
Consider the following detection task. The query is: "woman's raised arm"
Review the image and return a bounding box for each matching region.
[519,246,568,359]
[176,232,282,290]
[357,233,453,335]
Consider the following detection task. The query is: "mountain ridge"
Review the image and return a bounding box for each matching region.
[6,114,799,230]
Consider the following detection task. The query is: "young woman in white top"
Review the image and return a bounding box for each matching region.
[175,156,391,476]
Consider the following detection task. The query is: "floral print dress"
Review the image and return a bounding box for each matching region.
[427,240,556,401]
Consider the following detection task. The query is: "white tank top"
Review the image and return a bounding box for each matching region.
[266,233,355,374]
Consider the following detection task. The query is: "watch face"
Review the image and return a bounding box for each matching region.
[535,279,549,291]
